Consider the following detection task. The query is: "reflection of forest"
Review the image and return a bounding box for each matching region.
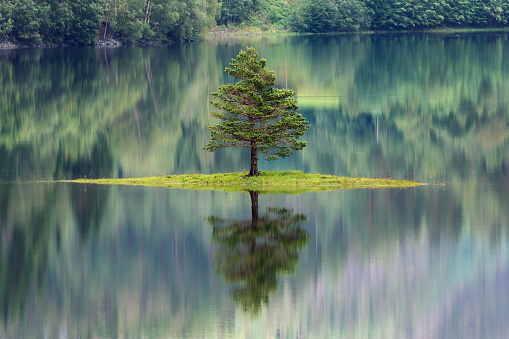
[0,45,229,179]
[208,191,309,315]
[0,35,508,181]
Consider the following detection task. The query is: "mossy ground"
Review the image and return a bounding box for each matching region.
[65,170,423,194]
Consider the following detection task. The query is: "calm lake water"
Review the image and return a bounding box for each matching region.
[1,33,509,338]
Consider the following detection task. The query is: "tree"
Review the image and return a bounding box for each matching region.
[288,0,339,33]
[335,0,372,32]
[218,0,253,26]
[0,1,13,39]
[10,0,42,43]
[204,47,310,176]
[68,0,102,45]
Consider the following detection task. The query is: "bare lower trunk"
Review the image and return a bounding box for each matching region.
[144,0,152,24]
[249,145,259,176]
[103,19,108,40]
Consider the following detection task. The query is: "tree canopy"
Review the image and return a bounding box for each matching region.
[4,0,509,45]
[0,0,219,45]
[204,47,310,176]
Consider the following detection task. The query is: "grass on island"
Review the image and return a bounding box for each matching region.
[66,170,423,194]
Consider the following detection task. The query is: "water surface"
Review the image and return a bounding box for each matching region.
[1,33,509,338]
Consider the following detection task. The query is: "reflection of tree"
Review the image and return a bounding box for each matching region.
[207,191,309,315]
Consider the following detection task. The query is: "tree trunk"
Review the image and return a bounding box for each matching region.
[144,0,152,24]
[249,145,259,176]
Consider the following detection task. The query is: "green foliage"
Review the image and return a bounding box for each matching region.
[288,0,338,33]
[5,0,509,42]
[172,0,214,40]
[218,0,254,25]
[204,47,310,176]
[148,0,179,40]
[335,0,372,31]
[364,0,447,29]
[10,0,42,43]
[481,0,509,26]
[216,0,294,28]
[68,0,102,44]
[364,0,509,30]
[104,0,220,41]
[288,0,371,32]
[0,0,219,45]
[37,0,74,44]
[257,0,287,26]
[0,2,13,38]
[442,0,480,26]
[109,0,145,42]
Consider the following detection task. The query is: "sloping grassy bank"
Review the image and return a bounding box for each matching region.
[65,171,423,194]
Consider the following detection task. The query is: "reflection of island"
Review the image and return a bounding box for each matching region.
[207,191,309,315]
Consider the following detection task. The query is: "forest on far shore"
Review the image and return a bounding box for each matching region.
[1,0,509,46]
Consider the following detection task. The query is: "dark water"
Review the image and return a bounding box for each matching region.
[1,33,509,338]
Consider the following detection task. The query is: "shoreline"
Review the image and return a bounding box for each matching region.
[2,27,509,50]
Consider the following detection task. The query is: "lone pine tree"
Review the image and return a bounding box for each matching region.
[204,47,310,176]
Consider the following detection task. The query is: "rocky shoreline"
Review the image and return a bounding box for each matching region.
[0,29,270,49]
[0,37,155,49]
[0,41,20,49]
[0,29,267,49]
[96,38,123,47]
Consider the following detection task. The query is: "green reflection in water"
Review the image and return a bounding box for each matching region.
[208,191,309,315]
[1,33,509,338]
[0,181,111,335]
[1,34,508,183]
[0,183,509,337]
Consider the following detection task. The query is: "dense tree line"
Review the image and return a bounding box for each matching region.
[2,0,509,44]
[289,0,509,32]
[216,0,509,32]
[217,0,291,28]
[0,0,219,45]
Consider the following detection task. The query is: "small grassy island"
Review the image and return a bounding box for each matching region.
[66,171,423,194]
